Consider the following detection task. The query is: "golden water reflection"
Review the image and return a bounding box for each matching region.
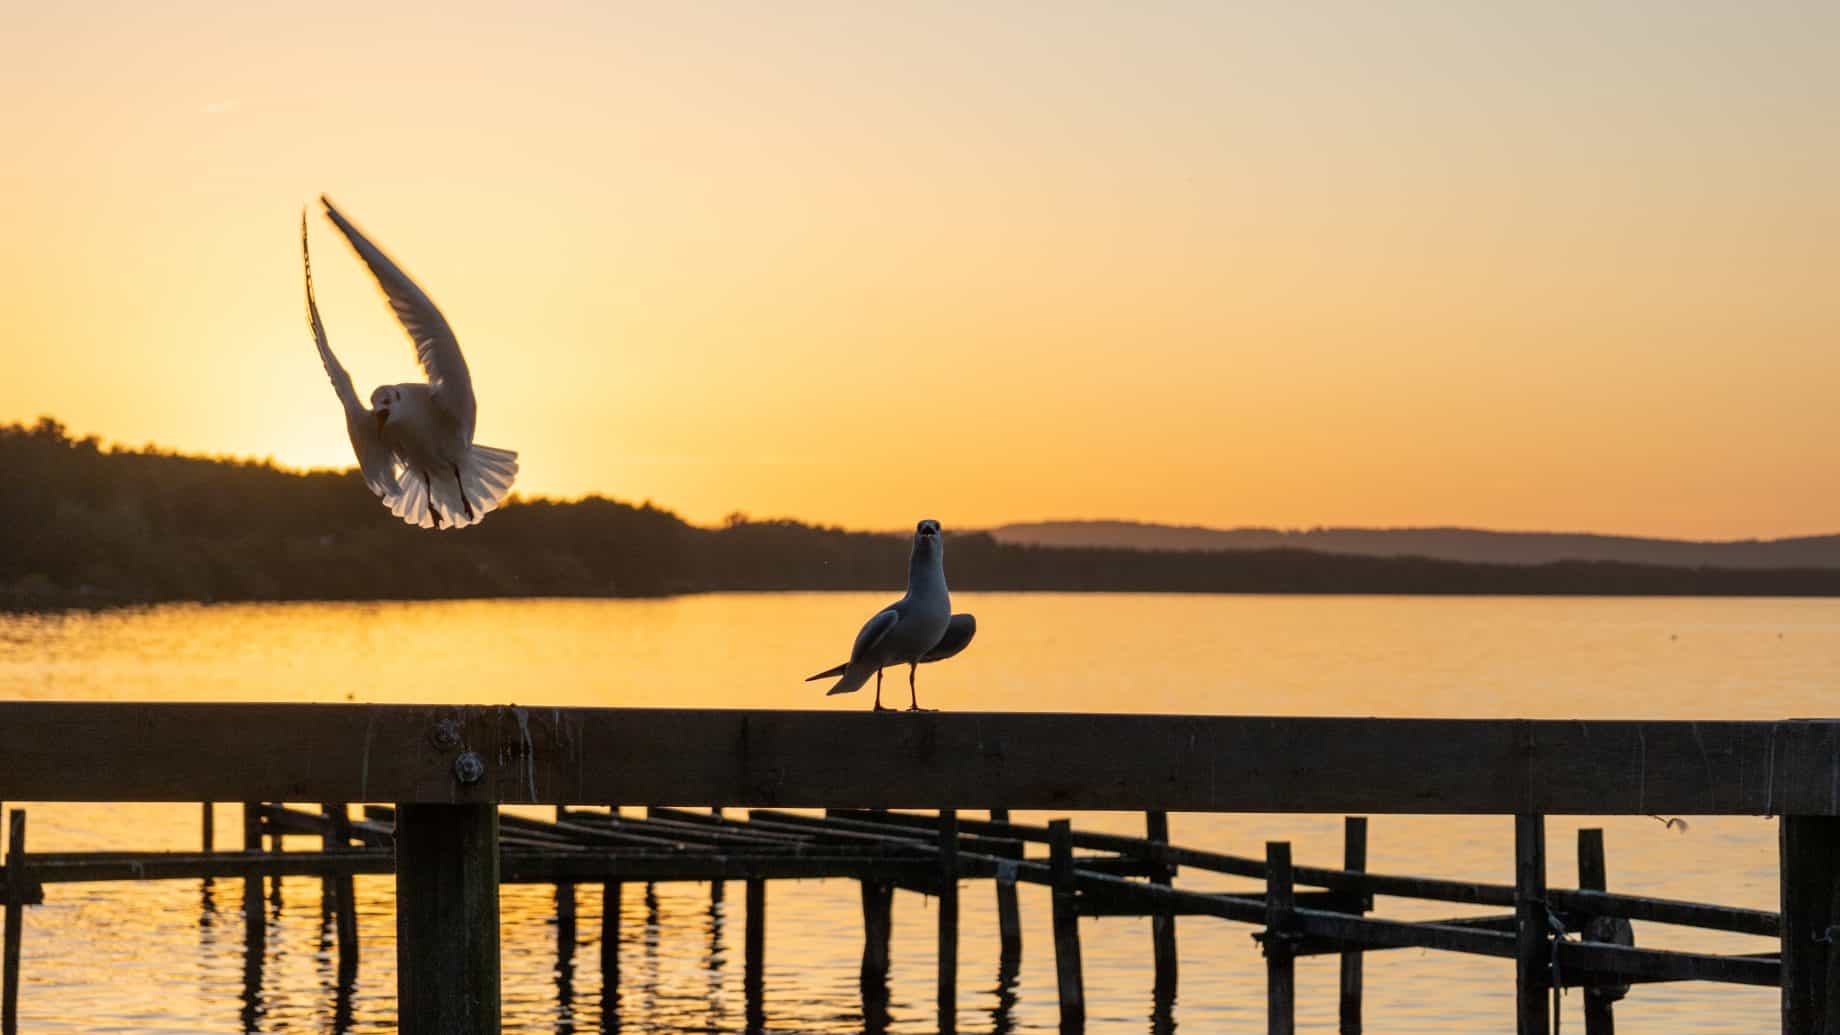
[4,592,1834,1032]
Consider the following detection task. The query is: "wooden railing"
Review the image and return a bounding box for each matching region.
[3,703,1840,1033]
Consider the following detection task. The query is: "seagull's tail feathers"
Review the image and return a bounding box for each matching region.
[381,446,517,531]
[385,468,440,530]
[459,443,520,520]
[823,665,873,696]
[805,663,847,683]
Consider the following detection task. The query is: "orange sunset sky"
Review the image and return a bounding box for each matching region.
[1,2,1835,538]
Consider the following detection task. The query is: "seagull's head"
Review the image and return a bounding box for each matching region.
[913,519,943,556]
[370,386,399,427]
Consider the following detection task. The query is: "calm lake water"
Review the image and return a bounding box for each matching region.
[4,592,1836,1033]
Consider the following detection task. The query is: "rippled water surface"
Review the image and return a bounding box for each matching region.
[4,592,1837,1032]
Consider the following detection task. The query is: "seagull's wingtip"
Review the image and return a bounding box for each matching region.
[806,663,846,682]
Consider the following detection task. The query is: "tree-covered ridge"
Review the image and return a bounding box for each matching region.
[7,417,1840,608]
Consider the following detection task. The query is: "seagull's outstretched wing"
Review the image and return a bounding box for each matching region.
[921,613,976,663]
[305,212,400,500]
[319,195,476,438]
[807,612,975,681]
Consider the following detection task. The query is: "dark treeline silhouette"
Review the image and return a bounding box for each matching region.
[8,417,1840,608]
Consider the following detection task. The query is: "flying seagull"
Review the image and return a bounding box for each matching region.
[806,520,975,711]
[303,197,518,529]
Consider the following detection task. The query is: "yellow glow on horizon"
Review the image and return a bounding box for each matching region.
[1,3,1836,538]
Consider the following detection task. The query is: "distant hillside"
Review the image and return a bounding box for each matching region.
[9,418,1840,607]
[990,521,1840,570]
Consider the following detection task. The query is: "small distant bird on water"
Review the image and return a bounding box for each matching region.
[302,196,518,529]
[806,519,976,711]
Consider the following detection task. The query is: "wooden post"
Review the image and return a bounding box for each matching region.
[1265,841,1296,1035]
[3,810,25,1035]
[1781,815,1840,1034]
[744,878,766,1029]
[202,802,214,853]
[990,808,1022,957]
[1049,818,1085,1030]
[396,803,500,1035]
[325,804,359,983]
[1578,828,1632,1034]
[242,803,265,966]
[710,806,726,905]
[1514,814,1550,1035]
[601,880,622,1019]
[938,810,960,1034]
[1146,810,1178,1003]
[1340,817,1368,1035]
[859,879,893,1023]
[555,806,577,965]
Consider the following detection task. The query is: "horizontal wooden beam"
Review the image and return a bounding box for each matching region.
[2,704,1838,814]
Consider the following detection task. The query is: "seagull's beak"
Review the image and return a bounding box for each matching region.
[374,409,389,432]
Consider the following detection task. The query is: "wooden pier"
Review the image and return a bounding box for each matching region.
[1,703,1838,1032]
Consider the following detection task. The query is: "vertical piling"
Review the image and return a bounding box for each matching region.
[744,878,765,1029]
[1340,817,1368,1035]
[3,810,25,1035]
[396,803,500,1035]
[325,804,359,981]
[556,807,577,965]
[938,810,960,1034]
[1049,818,1085,1030]
[1265,841,1296,1035]
[1780,815,1840,1034]
[202,803,214,853]
[1146,810,1179,1003]
[709,807,726,905]
[1577,828,1631,1035]
[242,803,265,968]
[601,880,622,1020]
[1514,814,1550,1035]
[859,878,894,1023]
[990,808,1022,957]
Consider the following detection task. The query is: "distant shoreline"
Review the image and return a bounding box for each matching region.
[14,573,1840,614]
[10,417,1840,611]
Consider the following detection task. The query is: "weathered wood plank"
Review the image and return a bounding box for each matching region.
[1,705,1836,814]
[838,808,1778,934]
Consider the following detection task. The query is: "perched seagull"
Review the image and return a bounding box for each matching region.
[302,197,518,529]
[806,520,976,711]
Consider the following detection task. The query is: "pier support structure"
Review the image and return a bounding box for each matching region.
[396,803,500,1035]
[1781,815,1840,1035]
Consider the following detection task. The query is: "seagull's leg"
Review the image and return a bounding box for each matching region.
[873,668,889,712]
[452,463,474,521]
[906,663,930,712]
[423,471,444,529]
